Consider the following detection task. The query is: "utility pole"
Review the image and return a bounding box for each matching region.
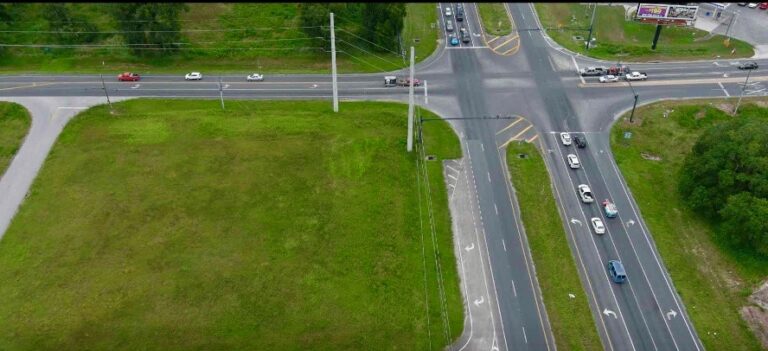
[407,46,415,152]
[586,3,597,50]
[629,93,639,123]
[99,74,113,112]
[651,24,662,50]
[733,68,753,115]
[330,12,339,113]
[218,76,225,111]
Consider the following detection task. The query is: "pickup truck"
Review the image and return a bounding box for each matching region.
[580,66,606,76]
[625,71,648,81]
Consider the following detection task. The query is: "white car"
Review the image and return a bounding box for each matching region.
[599,75,619,83]
[560,132,572,146]
[578,184,594,203]
[591,217,606,234]
[247,73,264,81]
[445,6,453,17]
[625,71,648,81]
[185,72,203,80]
[748,3,759,8]
[567,154,580,169]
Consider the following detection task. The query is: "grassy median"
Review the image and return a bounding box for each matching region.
[611,99,767,350]
[0,3,438,74]
[0,99,463,350]
[477,3,512,37]
[534,3,754,61]
[506,141,602,351]
[0,102,31,176]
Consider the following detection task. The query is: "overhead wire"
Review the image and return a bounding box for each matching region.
[336,40,399,67]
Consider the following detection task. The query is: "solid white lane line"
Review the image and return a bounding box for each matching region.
[502,239,506,251]
[511,280,517,297]
[522,326,528,344]
[718,82,730,97]
[494,203,499,215]
[572,56,586,84]
[487,172,492,183]
[481,143,485,152]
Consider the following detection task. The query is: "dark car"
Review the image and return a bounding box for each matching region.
[737,3,748,6]
[738,61,758,70]
[456,4,465,21]
[460,28,470,43]
[573,135,587,148]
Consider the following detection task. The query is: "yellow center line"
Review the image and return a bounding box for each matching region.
[499,124,534,149]
[501,41,521,55]
[526,134,539,143]
[487,36,502,45]
[493,36,519,51]
[495,116,523,135]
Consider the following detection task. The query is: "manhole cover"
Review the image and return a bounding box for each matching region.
[518,153,529,159]
[426,155,437,161]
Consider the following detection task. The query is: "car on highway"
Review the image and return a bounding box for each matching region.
[460,27,470,43]
[560,132,572,146]
[573,134,587,148]
[444,6,452,17]
[760,2,768,9]
[567,154,580,169]
[578,184,594,203]
[625,71,648,81]
[737,2,748,6]
[579,66,606,76]
[748,3,759,8]
[449,34,460,46]
[738,61,758,70]
[456,4,465,21]
[599,75,619,83]
[117,72,140,82]
[246,73,264,81]
[591,217,606,234]
[602,199,618,218]
[446,19,454,32]
[607,260,627,284]
[185,72,203,80]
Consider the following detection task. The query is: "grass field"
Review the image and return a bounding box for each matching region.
[0,3,438,74]
[0,102,31,176]
[0,99,463,350]
[611,98,768,350]
[534,4,754,61]
[477,4,512,37]
[506,141,602,351]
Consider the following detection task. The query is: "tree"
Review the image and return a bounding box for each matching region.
[719,193,768,254]
[298,3,331,50]
[43,4,99,45]
[361,4,406,51]
[110,3,188,56]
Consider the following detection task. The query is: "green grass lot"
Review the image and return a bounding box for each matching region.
[506,142,602,351]
[534,4,754,61]
[0,99,463,350]
[477,3,512,37]
[0,102,31,176]
[611,99,768,350]
[0,3,437,74]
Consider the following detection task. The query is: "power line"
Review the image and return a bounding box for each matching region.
[336,40,399,67]
[0,37,325,48]
[0,44,325,52]
[336,50,388,72]
[335,28,401,56]
[0,27,325,34]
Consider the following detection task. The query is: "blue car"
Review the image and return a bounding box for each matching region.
[450,36,459,46]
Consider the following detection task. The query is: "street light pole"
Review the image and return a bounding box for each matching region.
[99,74,113,112]
[733,68,753,115]
[330,12,339,112]
[586,3,597,50]
[629,93,639,123]
[218,76,225,111]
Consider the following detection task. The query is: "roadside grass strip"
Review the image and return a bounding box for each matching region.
[0,102,31,176]
[506,141,603,351]
[611,98,768,351]
[0,99,463,350]
[478,3,512,37]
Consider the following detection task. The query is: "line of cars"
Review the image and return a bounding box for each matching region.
[738,2,768,9]
[560,131,627,284]
[580,66,648,83]
[116,72,265,82]
[444,4,470,46]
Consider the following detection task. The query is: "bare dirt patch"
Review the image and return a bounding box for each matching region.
[741,280,768,349]
[640,152,662,161]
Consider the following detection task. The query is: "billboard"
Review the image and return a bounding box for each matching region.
[636,3,699,21]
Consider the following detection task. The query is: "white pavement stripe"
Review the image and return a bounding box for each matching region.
[718,82,730,97]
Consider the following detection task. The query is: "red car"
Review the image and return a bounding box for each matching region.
[117,72,140,81]
[760,2,768,9]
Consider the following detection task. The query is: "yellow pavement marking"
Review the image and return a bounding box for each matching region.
[500,38,520,55]
[499,124,533,149]
[487,36,502,45]
[526,134,539,143]
[493,36,519,51]
[0,82,54,91]
[496,116,523,135]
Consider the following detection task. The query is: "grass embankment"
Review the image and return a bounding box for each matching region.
[506,142,602,351]
[534,3,754,61]
[0,102,31,176]
[477,3,512,37]
[0,3,437,74]
[0,99,463,350]
[611,99,768,350]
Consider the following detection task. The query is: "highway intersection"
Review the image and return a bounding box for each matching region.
[1,3,767,350]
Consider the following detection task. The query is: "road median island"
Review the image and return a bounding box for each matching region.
[534,3,754,62]
[477,3,512,37]
[505,141,603,351]
[0,102,31,176]
[0,3,437,74]
[0,99,463,350]
[611,98,768,350]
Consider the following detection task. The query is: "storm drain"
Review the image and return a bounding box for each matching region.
[518,153,529,159]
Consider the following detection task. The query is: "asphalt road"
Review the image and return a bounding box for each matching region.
[0,2,759,350]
